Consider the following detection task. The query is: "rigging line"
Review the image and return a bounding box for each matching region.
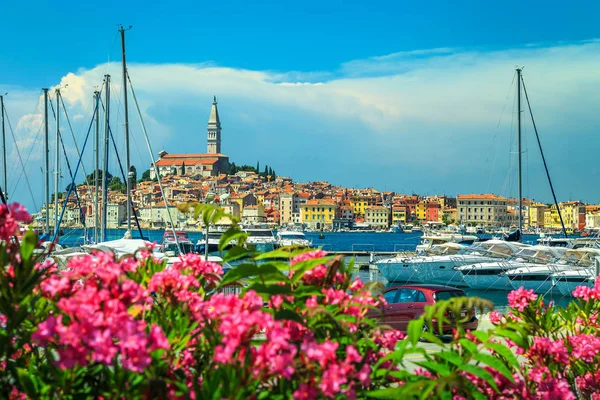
[520,75,568,238]
[127,70,182,254]
[2,103,39,210]
[9,92,45,194]
[98,97,144,238]
[58,127,87,229]
[9,113,43,196]
[58,94,90,184]
[51,98,99,243]
[487,71,517,193]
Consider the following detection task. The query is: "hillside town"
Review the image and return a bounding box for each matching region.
[34,97,599,234]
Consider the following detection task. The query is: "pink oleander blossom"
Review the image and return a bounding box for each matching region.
[527,337,569,365]
[0,203,32,241]
[507,287,538,312]
[489,310,503,324]
[172,253,223,282]
[568,334,600,363]
[33,253,167,372]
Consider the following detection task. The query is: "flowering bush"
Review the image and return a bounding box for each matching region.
[3,201,600,399]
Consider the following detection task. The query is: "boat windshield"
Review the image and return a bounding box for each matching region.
[428,245,461,256]
[164,242,195,255]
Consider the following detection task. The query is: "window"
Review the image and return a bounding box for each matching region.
[398,289,419,303]
[384,289,398,304]
[434,291,465,302]
[416,291,427,302]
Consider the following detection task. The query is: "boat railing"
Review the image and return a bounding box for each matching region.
[394,243,414,252]
[352,244,375,252]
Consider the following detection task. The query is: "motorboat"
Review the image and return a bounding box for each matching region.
[411,226,423,233]
[195,230,235,255]
[375,242,464,284]
[376,239,528,286]
[276,231,312,248]
[244,227,277,252]
[415,233,479,253]
[552,268,596,297]
[160,231,195,256]
[505,248,600,294]
[455,245,566,291]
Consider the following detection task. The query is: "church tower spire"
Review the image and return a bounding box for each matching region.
[207,96,221,154]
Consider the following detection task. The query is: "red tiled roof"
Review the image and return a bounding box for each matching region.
[457,194,506,200]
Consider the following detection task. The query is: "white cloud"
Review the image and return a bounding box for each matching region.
[3,40,600,211]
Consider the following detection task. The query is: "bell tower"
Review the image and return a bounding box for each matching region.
[207,96,221,154]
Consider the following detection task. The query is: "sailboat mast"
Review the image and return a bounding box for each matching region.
[94,91,100,243]
[43,88,50,235]
[120,25,132,234]
[0,95,6,200]
[516,68,523,238]
[54,89,61,231]
[102,75,111,242]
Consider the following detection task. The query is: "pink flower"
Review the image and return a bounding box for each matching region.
[292,383,318,400]
[572,285,595,301]
[349,278,364,292]
[489,310,503,324]
[0,203,31,240]
[527,337,569,365]
[507,287,538,312]
[172,253,223,282]
[569,334,600,363]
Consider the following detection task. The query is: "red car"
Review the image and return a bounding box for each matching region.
[376,284,479,333]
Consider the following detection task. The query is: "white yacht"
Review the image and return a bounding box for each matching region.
[415,233,479,253]
[455,245,566,291]
[244,227,277,252]
[376,240,528,286]
[375,243,464,284]
[276,231,312,248]
[552,268,595,297]
[505,248,600,294]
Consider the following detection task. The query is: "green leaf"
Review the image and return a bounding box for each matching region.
[220,263,286,286]
[20,229,38,261]
[254,249,296,260]
[485,342,520,369]
[274,309,305,325]
[460,364,499,392]
[434,350,464,367]
[458,338,478,355]
[222,246,251,263]
[472,352,515,383]
[247,283,291,295]
[495,328,528,349]
[414,360,452,376]
[17,367,37,396]
[407,318,424,346]
[219,228,248,252]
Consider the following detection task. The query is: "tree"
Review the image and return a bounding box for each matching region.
[86,169,113,185]
[256,161,260,174]
[109,176,125,192]
[181,162,186,176]
[139,169,151,182]
[263,165,268,177]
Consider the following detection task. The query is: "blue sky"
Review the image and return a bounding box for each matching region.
[2,1,600,211]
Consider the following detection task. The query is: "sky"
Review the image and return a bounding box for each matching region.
[1,0,600,211]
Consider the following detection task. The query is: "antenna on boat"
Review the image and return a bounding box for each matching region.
[119,24,133,237]
[516,67,523,242]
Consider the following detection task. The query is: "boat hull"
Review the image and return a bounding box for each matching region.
[508,275,556,294]
[376,261,422,284]
[462,273,513,291]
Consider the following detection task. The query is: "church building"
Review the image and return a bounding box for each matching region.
[150,97,230,179]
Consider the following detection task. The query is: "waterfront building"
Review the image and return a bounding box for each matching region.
[150,97,230,179]
[279,193,295,225]
[529,203,547,228]
[242,205,265,224]
[457,194,508,227]
[425,202,441,222]
[392,205,408,224]
[301,199,338,230]
[365,206,390,229]
[415,201,426,222]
